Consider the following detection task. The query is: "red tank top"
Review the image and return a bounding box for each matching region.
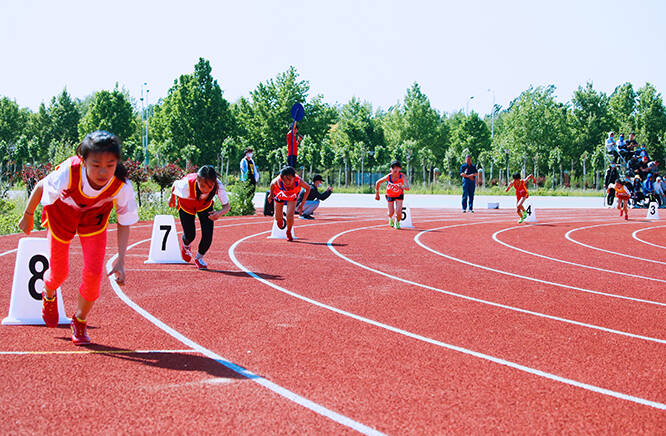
[176,173,215,215]
[42,156,124,243]
[272,175,302,201]
[386,173,405,196]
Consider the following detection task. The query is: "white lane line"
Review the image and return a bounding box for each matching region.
[0,248,17,257]
[412,223,665,307]
[326,222,664,343]
[633,225,666,250]
[491,225,666,284]
[0,349,197,356]
[106,221,386,436]
[565,223,666,265]
[229,228,666,411]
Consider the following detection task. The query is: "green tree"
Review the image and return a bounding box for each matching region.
[49,88,80,145]
[151,58,233,167]
[569,82,610,160]
[78,85,139,157]
[608,82,636,135]
[635,83,666,163]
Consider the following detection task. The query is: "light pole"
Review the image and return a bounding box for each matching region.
[140,82,149,165]
[487,89,495,140]
[466,96,474,116]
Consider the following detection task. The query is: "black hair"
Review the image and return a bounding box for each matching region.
[76,130,127,182]
[196,165,219,203]
[512,172,521,180]
[390,160,401,169]
[312,174,324,183]
[280,166,296,177]
[244,147,253,155]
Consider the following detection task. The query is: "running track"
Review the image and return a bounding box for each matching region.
[0,207,663,434]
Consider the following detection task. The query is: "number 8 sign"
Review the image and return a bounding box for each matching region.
[2,237,69,326]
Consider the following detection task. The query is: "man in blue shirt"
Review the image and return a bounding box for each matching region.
[460,154,478,213]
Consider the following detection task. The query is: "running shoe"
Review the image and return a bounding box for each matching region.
[518,214,526,224]
[624,214,628,221]
[394,221,401,230]
[389,217,395,227]
[180,242,192,263]
[41,291,59,328]
[194,255,208,269]
[70,316,91,346]
[286,229,294,241]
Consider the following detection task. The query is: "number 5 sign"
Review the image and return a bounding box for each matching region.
[145,215,188,264]
[3,237,69,326]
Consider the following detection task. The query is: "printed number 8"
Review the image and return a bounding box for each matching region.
[28,254,49,300]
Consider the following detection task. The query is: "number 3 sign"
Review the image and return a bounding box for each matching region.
[2,237,69,326]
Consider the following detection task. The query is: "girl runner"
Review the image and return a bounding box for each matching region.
[169,165,230,269]
[375,160,410,229]
[506,173,536,223]
[18,131,138,345]
[268,166,310,241]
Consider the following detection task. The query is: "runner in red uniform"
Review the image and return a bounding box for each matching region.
[612,179,631,220]
[18,131,138,345]
[268,166,311,241]
[169,165,230,269]
[506,173,536,223]
[375,160,410,229]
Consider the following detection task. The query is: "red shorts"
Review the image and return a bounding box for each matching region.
[516,191,529,200]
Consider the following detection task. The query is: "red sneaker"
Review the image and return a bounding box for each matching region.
[194,256,208,270]
[286,229,293,241]
[180,242,192,262]
[41,292,59,328]
[624,214,628,221]
[70,316,91,346]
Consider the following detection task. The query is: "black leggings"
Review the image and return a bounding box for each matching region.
[179,206,214,256]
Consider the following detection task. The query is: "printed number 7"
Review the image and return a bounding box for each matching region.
[160,225,171,251]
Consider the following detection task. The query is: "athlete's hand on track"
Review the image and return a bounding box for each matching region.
[108,260,126,285]
[18,214,34,235]
[375,193,380,201]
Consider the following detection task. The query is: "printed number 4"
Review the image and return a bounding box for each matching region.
[526,205,532,216]
[28,255,49,300]
[160,225,171,251]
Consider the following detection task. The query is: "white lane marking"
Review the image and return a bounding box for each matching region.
[491,225,666,283]
[106,221,386,436]
[632,225,666,250]
[229,228,666,411]
[326,222,664,343]
[0,248,17,257]
[0,349,197,355]
[412,223,665,307]
[565,222,666,265]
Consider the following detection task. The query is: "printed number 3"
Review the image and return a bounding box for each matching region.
[650,204,656,214]
[160,225,171,251]
[28,255,49,300]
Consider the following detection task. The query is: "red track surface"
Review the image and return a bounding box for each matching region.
[0,208,664,434]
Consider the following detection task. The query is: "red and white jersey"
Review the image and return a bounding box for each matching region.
[271,175,303,201]
[40,156,138,242]
[172,173,229,215]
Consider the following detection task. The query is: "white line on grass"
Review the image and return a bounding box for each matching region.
[229,228,666,411]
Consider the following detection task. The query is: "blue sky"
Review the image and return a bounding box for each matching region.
[1,0,665,116]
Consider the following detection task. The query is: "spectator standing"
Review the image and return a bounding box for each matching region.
[604,163,619,206]
[286,124,302,168]
[240,147,260,197]
[654,176,665,205]
[460,154,478,213]
[296,174,333,219]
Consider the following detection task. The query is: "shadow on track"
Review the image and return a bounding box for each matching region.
[55,341,248,380]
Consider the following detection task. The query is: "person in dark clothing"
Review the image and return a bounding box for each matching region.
[460,154,478,212]
[631,175,645,206]
[604,164,619,206]
[296,174,333,219]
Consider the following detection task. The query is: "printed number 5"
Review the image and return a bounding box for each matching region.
[401,207,407,221]
[160,225,171,251]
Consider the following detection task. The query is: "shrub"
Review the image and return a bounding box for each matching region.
[227,182,256,216]
[20,163,52,195]
[151,163,184,202]
[124,160,151,207]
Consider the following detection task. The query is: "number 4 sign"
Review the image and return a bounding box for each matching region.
[145,215,188,264]
[3,237,69,326]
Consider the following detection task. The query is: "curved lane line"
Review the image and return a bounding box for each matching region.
[327,222,664,342]
[412,223,665,307]
[229,228,666,411]
[491,225,666,284]
[564,223,666,265]
[106,219,386,436]
[632,225,666,250]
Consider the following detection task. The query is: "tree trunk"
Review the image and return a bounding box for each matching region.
[583,160,586,190]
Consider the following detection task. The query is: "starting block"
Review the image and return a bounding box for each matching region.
[145,215,188,264]
[487,202,499,209]
[646,202,660,220]
[268,211,296,239]
[524,204,537,223]
[400,206,414,228]
[3,237,69,326]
